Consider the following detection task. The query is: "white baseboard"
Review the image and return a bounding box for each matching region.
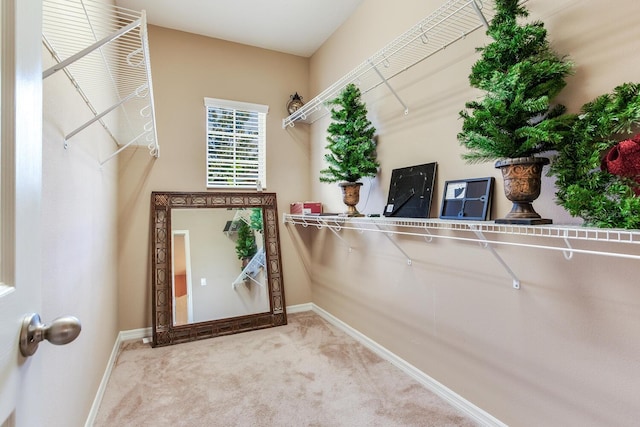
[119,326,152,342]
[310,303,507,427]
[84,327,152,427]
[286,302,313,313]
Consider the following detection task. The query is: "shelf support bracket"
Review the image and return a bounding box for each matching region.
[99,128,149,166]
[64,83,148,146]
[368,60,409,115]
[470,0,490,29]
[232,273,264,290]
[376,224,412,265]
[319,219,352,252]
[470,227,521,289]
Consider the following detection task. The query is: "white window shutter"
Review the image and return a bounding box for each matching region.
[205,98,268,189]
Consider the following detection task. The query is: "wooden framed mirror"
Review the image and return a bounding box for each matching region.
[150,191,287,347]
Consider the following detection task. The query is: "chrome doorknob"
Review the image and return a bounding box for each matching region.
[19,313,82,357]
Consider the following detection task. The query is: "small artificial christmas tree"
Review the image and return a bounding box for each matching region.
[458,0,574,163]
[319,83,379,184]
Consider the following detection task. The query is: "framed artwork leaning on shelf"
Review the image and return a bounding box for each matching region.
[440,177,494,221]
[384,162,437,218]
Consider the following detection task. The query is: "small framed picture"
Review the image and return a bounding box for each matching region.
[440,177,494,221]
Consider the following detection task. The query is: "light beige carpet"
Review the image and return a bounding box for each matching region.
[94,311,478,426]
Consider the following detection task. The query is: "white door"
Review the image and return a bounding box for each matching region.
[0,1,44,426]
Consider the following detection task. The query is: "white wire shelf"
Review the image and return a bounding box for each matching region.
[282,0,493,128]
[284,214,640,288]
[284,214,640,246]
[42,0,159,164]
[232,248,266,289]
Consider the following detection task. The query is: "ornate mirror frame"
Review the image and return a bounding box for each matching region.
[150,191,287,347]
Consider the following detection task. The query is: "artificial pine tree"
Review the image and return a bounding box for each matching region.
[319,83,379,183]
[458,0,574,163]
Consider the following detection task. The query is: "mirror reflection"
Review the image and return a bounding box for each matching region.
[151,192,286,347]
[171,208,269,325]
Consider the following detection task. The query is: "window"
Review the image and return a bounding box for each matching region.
[205,97,268,189]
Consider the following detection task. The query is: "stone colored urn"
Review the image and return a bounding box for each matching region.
[494,157,552,224]
[339,182,364,216]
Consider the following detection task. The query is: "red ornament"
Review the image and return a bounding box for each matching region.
[601,134,640,195]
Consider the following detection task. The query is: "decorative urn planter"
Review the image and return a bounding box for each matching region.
[241,257,251,269]
[494,157,552,224]
[339,182,364,216]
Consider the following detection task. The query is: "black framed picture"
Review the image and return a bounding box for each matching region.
[439,177,494,221]
[384,162,437,218]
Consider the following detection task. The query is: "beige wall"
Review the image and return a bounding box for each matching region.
[302,0,640,426]
[41,48,119,426]
[117,26,312,330]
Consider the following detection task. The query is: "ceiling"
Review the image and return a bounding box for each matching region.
[115,0,363,57]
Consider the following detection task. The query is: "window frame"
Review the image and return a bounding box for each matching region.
[204,97,268,189]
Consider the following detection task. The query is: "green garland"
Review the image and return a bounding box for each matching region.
[550,83,640,229]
